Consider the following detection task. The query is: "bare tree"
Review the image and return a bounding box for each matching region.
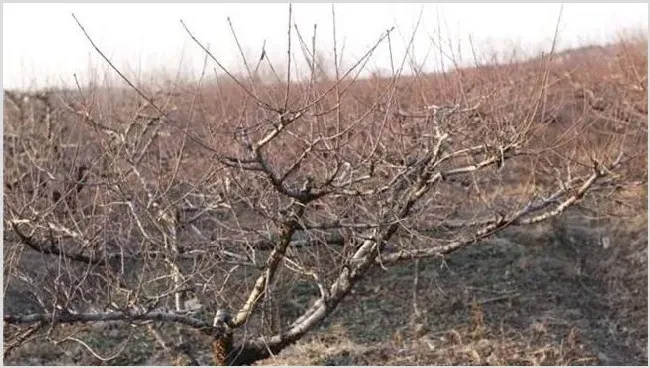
[4,8,645,366]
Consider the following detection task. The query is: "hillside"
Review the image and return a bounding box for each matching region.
[4,37,647,365]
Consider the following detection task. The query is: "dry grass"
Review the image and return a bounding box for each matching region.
[258,317,599,366]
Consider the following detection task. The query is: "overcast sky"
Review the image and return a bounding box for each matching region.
[3,3,648,90]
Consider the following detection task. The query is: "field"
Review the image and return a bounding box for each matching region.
[3,34,647,365]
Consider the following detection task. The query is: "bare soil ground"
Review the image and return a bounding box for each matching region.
[255,204,647,366]
[5,203,647,365]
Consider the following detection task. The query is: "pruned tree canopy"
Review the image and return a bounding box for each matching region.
[4,9,647,366]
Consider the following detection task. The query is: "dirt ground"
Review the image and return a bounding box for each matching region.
[255,209,647,366]
[4,205,647,366]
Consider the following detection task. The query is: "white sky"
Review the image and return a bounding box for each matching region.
[3,3,648,90]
